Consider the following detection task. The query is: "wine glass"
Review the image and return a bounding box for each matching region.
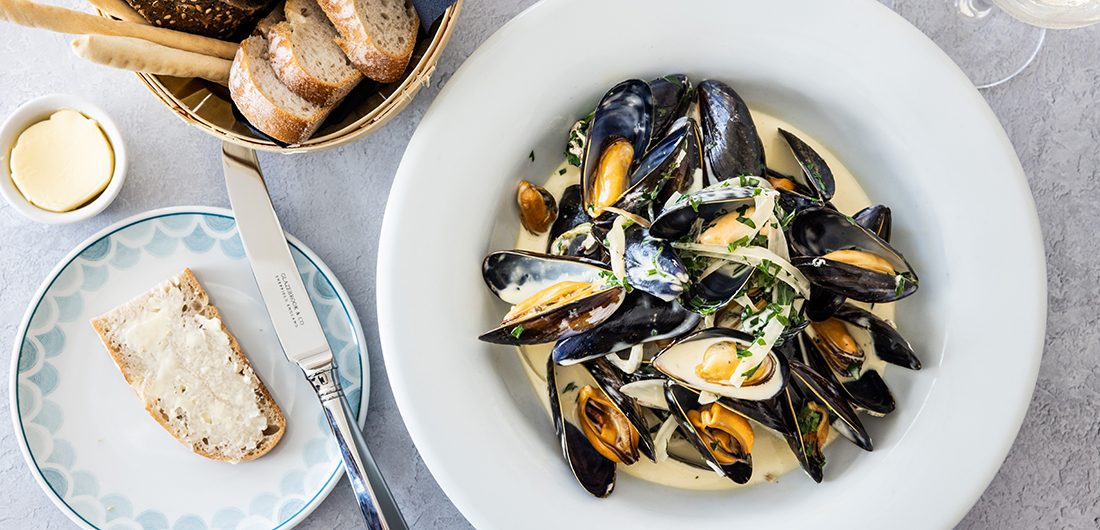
[889,0,1047,89]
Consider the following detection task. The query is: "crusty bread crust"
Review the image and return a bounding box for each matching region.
[230,35,332,144]
[314,0,418,83]
[90,269,286,462]
[268,0,362,106]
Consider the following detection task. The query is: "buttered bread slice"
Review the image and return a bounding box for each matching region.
[91,269,285,462]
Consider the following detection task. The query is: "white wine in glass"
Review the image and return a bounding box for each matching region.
[991,0,1100,28]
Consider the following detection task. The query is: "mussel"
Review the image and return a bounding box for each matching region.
[698,80,765,181]
[582,80,653,218]
[664,382,754,483]
[548,358,616,497]
[788,208,919,303]
[651,328,790,401]
[649,74,693,140]
[553,290,700,365]
[479,251,625,344]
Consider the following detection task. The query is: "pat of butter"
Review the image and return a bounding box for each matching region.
[9,109,114,212]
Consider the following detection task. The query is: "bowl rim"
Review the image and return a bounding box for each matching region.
[0,93,128,225]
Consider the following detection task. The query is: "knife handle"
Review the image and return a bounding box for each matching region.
[306,365,408,530]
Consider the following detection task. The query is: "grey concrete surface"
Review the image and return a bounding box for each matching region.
[0,0,1097,528]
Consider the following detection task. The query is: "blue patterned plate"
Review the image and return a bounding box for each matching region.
[10,206,368,530]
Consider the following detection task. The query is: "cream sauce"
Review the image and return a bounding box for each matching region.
[510,107,897,490]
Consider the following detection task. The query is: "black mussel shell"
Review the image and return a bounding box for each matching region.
[718,394,790,436]
[664,382,753,484]
[778,129,835,201]
[552,290,700,365]
[548,185,589,248]
[842,369,896,416]
[853,204,892,242]
[789,359,872,451]
[582,80,653,216]
[788,208,918,303]
[681,261,753,315]
[649,184,756,241]
[649,74,693,140]
[547,223,608,263]
[698,80,765,182]
[833,304,921,370]
[548,358,616,497]
[623,224,689,302]
[583,357,657,462]
[805,283,847,322]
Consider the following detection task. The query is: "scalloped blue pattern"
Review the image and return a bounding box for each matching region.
[14,212,364,530]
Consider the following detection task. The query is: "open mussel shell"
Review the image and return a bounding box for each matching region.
[853,204,892,242]
[651,328,790,401]
[648,184,756,241]
[582,79,654,216]
[547,186,608,262]
[698,80,766,182]
[801,328,896,416]
[788,208,918,303]
[649,74,693,140]
[664,381,753,484]
[583,357,657,462]
[789,359,872,451]
[479,251,625,344]
[778,129,835,201]
[483,250,608,304]
[623,224,690,301]
[592,116,704,226]
[553,290,701,364]
[547,357,616,497]
[834,304,921,370]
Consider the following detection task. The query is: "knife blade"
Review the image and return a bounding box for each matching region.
[222,141,408,530]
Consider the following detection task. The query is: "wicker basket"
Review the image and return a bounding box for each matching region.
[116,1,462,153]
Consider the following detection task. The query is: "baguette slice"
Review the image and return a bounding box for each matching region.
[230,33,333,144]
[314,0,418,83]
[90,269,285,462]
[269,0,363,106]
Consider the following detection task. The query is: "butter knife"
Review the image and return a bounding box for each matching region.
[221,141,407,530]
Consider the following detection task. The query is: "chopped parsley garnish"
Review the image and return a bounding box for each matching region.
[727,235,750,252]
[566,152,582,167]
[558,168,567,175]
[510,325,524,338]
[736,348,752,358]
[741,362,764,379]
[689,195,702,212]
[529,150,535,162]
[563,382,578,393]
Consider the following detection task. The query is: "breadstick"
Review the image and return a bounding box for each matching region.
[72,35,231,85]
[0,0,237,59]
[85,0,147,25]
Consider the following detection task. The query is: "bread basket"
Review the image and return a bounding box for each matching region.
[102,1,462,153]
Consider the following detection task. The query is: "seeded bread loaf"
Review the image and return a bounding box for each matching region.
[90,269,285,462]
[314,0,418,83]
[269,0,362,106]
[123,0,276,39]
[230,33,333,144]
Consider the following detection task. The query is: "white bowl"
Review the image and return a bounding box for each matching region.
[0,94,128,224]
[378,0,1047,529]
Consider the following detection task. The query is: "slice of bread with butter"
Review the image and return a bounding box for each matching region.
[91,269,285,462]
